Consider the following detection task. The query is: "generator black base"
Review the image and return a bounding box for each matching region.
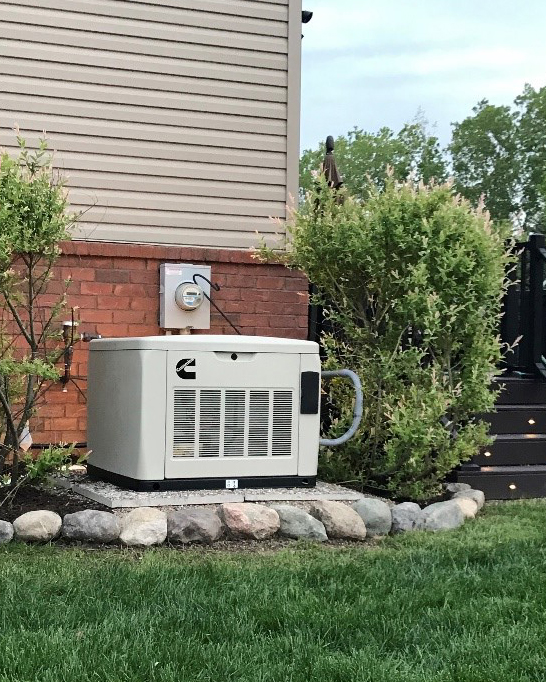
[87,464,317,492]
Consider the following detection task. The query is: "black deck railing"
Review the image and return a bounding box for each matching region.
[502,234,546,380]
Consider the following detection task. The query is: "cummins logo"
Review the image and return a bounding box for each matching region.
[176,358,196,379]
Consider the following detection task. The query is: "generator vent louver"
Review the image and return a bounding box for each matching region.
[173,388,293,458]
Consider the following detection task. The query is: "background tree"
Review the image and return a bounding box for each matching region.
[515,85,546,231]
[300,116,447,200]
[449,100,520,226]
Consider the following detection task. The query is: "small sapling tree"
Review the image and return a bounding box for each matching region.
[0,135,76,490]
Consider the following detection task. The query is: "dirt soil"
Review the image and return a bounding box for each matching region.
[0,485,110,523]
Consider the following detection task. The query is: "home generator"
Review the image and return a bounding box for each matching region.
[86,335,362,491]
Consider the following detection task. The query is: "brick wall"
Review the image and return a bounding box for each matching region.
[31,242,309,445]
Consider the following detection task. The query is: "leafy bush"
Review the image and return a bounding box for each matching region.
[261,175,513,500]
[0,445,86,509]
[0,135,75,490]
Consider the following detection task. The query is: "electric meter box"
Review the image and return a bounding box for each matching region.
[159,263,211,330]
[86,335,321,491]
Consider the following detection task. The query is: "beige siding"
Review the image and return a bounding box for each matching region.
[0,0,301,249]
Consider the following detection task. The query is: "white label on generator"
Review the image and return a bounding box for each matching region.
[225,479,239,489]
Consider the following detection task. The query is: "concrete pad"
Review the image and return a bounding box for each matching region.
[52,475,363,508]
[245,483,363,502]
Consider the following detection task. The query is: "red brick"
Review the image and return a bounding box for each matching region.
[53,418,79,431]
[215,288,240,301]
[60,266,96,282]
[68,256,113,269]
[81,310,114,323]
[255,276,284,290]
[240,289,271,302]
[127,324,158,336]
[113,257,147,270]
[96,269,130,283]
[113,283,146,297]
[113,310,147,324]
[95,323,129,337]
[223,301,256,314]
[130,297,157,311]
[130,270,158,284]
[81,281,114,295]
[237,314,259,327]
[96,296,131,310]
[39,404,67,418]
[268,315,298,327]
[268,290,302,303]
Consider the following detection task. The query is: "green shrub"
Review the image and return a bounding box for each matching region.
[261,176,513,500]
[0,135,75,489]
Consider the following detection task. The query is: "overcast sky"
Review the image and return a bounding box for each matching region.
[299,0,546,151]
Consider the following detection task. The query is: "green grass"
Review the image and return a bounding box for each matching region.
[2,501,546,682]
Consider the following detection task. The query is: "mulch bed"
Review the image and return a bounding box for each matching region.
[0,485,110,523]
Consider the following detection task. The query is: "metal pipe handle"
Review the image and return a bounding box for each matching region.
[319,369,363,447]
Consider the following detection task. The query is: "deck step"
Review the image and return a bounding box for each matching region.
[479,406,546,434]
[474,434,546,466]
[457,465,546,499]
[493,376,546,405]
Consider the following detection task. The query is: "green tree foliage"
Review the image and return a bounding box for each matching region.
[262,176,512,500]
[449,85,546,231]
[515,85,546,231]
[449,100,520,225]
[0,136,75,486]
[300,117,447,200]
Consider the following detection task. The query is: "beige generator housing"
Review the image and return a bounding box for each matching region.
[87,335,321,490]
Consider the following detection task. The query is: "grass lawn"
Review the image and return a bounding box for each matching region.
[1,501,546,682]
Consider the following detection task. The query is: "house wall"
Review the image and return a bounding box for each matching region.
[0,0,309,447]
[0,0,302,248]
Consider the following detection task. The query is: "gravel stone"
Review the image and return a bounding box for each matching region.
[417,500,465,532]
[391,502,422,533]
[445,482,472,494]
[453,489,486,510]
[271,505,328,541]
[13,510,62,542]
[62,510,120,543]
[119,507,167,546]
[0,520,13,544]
[310,500,367,540]
[451,496,479,519]
[351,498,392,537]
[220,503,280,540]
[168,508,223,544]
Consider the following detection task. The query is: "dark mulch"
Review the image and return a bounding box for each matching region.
[0,484,110,522]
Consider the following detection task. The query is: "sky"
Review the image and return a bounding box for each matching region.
[299,0,546,152]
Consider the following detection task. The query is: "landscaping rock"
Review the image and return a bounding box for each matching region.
[351,498,392,537]
[445,482,471,494]
[62,510,120,543]
[417,500,465,532]
[119,507,167,547]
[391,502,422,533]
[13,510,62,542]
[310,500,367,540]
[220,503,280,540]
[453,489,486,510]
[451,496,479,519]
[168,509,223,544]
[0,520,13,544]
[271,505,327,541]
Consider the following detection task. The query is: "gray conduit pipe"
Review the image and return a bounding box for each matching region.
[319,369,363,447]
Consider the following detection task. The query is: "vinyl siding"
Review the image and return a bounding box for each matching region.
[0,0,302,249]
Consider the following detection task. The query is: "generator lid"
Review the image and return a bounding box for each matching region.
[89,335,319,354]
